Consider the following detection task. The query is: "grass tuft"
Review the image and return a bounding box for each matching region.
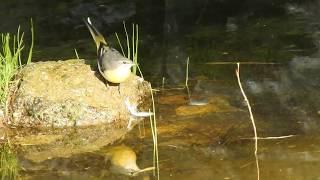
[0,20,34,108]
[0,29,23,105]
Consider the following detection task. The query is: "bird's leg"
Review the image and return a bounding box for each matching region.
[118,84,121,94]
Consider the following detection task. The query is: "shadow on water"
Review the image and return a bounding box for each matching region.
[1,0,320,179]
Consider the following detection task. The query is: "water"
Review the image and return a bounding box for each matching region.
[2,0,320,179]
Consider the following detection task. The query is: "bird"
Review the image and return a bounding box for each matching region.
[83,17,135,84]
[103,145,155,176]
[104,145,140,176]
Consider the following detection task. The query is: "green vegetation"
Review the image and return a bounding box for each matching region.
[0,140,20,180]
[0,19,34,180]
[116,22,158,177]
[0,19,34,107]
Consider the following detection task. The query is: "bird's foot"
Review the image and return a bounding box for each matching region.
[118,85,121,94]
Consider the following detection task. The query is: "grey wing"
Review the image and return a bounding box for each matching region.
[97,43,108,74]
[100,47,126,70]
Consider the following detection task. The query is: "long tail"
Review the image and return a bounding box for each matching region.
[83,17,107,49]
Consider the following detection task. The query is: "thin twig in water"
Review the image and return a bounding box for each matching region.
[235,62,260,180]
[185,57,191,101]
[240,161,254,169]
[149,109,156,174]
[157,87,185,91]
[141,119,146,138]
[149,85,160,180]
[162,77,165,90]
[137,116,146,139]
[185,57,189,87]
[133,166,155,176]
[206,61,280,65]
[241,134,296,140]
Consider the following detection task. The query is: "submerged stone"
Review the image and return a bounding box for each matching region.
[175,96,238,116]
[158,94,188,105]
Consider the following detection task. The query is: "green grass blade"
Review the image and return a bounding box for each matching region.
[27,18,34,64]
[132,24,135,71]
[115,32,125,56]
[135,25,139,64]
[123,22,130,59]
[74,48,79,59]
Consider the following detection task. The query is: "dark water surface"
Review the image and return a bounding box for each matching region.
[2,0,320,179]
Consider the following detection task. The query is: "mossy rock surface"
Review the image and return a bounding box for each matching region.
[8,59,150,128]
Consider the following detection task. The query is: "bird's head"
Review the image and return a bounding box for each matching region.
[118,59,135,70]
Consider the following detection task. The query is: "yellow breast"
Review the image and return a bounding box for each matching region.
[103,67,132,83]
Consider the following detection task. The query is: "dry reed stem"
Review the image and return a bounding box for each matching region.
[235,62,260,180]
[149,85,160,180]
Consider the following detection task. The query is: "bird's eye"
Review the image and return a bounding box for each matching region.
[123,61,132,64]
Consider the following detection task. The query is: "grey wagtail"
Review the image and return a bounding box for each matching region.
[84,17,134,84]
